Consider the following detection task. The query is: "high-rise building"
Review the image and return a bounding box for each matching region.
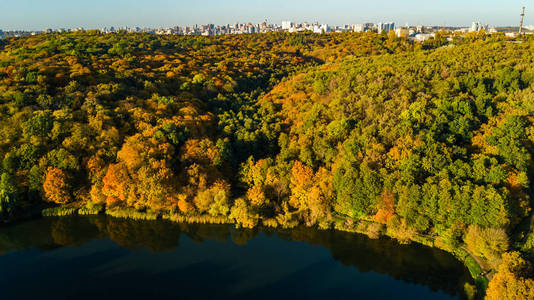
[282,21,293,30]
[470,22,488,32]
[352,24,364,32]
[377,22,395,33]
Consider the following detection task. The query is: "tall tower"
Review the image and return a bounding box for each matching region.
[519,6,526,34]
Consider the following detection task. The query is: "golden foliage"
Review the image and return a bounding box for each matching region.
[43,167,70,204]
[193,180,230,216]
[366,223,384,239]
[102,163,130,206]
[386,216,416,244]
[290,161,314,189]
[177,195,194,214]
[465,225,509,267]
[375,191,395,225]
[246,184,267,207]
[486,252,534,300]
[181,138,219,165]
[117,141,144,171]
[230,198,257,229]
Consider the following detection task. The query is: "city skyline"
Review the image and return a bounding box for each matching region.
[0,0,530,31]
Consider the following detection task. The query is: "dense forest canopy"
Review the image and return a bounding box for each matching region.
[0,30,533,298]
[0,31,417,218]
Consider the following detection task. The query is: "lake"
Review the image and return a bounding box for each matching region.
[0,215,472,299]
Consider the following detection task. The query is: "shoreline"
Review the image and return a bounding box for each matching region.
[39,205,489,293]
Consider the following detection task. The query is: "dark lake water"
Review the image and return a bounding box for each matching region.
[0,216,472,299]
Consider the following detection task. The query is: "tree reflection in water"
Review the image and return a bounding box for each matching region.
[0,215,472,298]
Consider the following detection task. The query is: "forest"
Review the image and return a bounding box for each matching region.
[0,30,533,298]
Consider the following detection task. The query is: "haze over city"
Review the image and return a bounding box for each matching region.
[1,0,530,31]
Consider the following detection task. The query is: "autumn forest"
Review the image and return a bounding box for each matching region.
[0,31,534,298]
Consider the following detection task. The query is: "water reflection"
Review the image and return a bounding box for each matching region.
[0,216,472,299]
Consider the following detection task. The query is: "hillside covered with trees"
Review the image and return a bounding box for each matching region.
[0,31,533,298]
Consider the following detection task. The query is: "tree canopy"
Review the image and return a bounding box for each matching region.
[1,31,534,298]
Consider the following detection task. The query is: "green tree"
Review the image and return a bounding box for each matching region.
[0,173,18,219]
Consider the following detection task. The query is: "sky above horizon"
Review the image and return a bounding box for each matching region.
[1,0,530,31]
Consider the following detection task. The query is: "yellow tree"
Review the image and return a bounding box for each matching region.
[43,167,70,204]
[230,198,257,228]
[375,191,395,225]
[288,161,313,210]
[289,162,331,225]
[176,194,194,213]
[247,185,267,207]
[102,163,130,207]
[193,180,230,216]
[486,252,534,300]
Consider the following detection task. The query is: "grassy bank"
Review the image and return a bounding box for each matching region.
[163,214,232,224]
[42,206,79,217]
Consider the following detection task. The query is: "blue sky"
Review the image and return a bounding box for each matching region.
[1,0,530,30]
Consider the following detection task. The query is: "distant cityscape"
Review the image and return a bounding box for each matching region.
[1,20,533,42]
